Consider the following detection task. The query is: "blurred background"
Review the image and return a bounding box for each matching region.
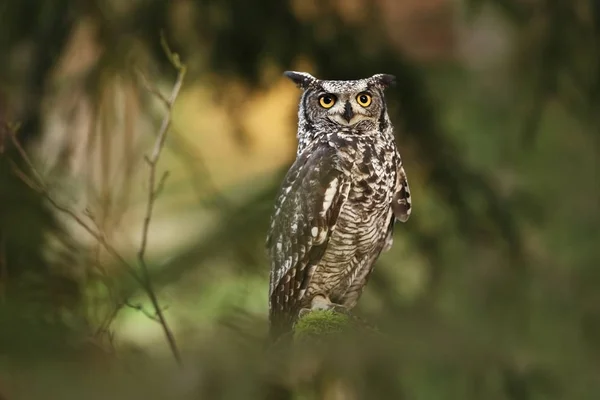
[0,0,599,399]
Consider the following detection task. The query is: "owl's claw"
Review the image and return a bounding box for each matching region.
[297,295,352,319]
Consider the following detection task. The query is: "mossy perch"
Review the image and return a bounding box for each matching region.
[293,310,352,342]
[293,309,379,342]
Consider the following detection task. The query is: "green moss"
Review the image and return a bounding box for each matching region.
[293,310,352,341]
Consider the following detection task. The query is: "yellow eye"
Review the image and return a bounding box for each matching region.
[319,94,336,109]
[356,93,372,107]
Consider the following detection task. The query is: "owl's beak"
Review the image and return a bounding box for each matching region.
[342,101,354,122]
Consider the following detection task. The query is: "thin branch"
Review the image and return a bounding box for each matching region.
[135,67,170,108]
[7,144,144,287]
[7,133,152,345]
[6,35,187,368]
[125,301,163,322]
[135,36,187,366]
[96,297,126,337]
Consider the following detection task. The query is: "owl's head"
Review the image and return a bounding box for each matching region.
[284,71,395,129]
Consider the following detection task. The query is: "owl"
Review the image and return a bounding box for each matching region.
[266,71,412,340]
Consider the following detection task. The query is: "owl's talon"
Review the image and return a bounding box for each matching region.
[310,295,352,316]
[297,303,351,322]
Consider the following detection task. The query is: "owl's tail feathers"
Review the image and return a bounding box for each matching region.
[267,309,296,343]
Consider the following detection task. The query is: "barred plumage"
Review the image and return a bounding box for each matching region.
[266,71,412,339]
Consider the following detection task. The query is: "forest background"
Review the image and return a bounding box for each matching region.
[0,0,599,399]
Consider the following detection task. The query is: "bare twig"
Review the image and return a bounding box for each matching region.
[125,301,163,322]
[136,67,170,108]
[96,298,126,337]
[7,145,144,287]
[134,33,187,366]
[6,39,187,367]
[7,132,149,348]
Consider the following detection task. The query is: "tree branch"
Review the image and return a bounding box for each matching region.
[6,140,143,287]
[5,34,188,367]
[134,34,187,366]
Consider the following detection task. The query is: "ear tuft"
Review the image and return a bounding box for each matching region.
[372,74,396,89]
[283,71,317,89]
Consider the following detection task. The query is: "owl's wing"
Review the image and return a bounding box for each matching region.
[383,155,412,252]
[391,157,412,222]
[266,145,350,335]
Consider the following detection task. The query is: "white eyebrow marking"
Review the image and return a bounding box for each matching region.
[321,80,369,93]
